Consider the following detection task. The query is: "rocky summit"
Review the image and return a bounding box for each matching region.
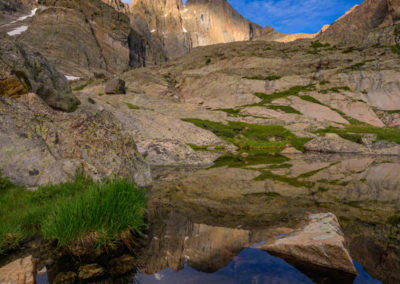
[1,0,400,283]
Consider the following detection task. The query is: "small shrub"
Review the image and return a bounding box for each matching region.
[311,41,330,49]
[319,81,330,86]
[98,92,105,96]
[205,58,211,65]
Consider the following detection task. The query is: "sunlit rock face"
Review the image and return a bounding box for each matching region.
[318,0,400,45]
[128,0,263,59]
[182,0,263,47]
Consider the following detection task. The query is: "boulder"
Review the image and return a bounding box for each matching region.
[0,93,152,188]
[305,134,366,154]
[259,213,357,275]
[0,255,36,284]
[105,78,126,95]
[0,35,79,112]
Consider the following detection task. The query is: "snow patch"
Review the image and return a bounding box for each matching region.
[7,26,28,36]
[150,29,156,33]
[11,8,37,23]
[65,75,80,81]
[182,25,187,33]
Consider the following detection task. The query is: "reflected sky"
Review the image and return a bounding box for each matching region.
[135,246,381,284]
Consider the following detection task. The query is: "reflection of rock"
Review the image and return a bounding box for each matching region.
[260,213,357,275]
[185,224,250,272]
[140,210,250,275]
[0,255,36,284]
[305,134,400,155]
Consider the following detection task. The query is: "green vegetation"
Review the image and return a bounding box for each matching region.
[391,45,400,55]
[253,85,315,104]
[315,124,400,144]
[42,179,146,247]
[319,86,352,94]
[0,175,146,252]
[211,153,290,168]
[266,105,301,114]
[216,108,243,117]
[182,119,311,152]
[299,95,323,105]
[387,215,400,226]
[124,102,140,110]
[319,81,330,86]
[98,92,105,96]
[205,58,211,65]
[387,110,400,114]
[311,41,330,49]
[254,170,314,188]
[188,143,225,151]
[244,75,281,81]
[0,171,12,191]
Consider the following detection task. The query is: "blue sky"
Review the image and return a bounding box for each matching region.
[122,0,363,34]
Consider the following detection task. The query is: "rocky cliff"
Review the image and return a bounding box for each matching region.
[128,0,264,59]
[319,0,400,45]
[182,0,263,47]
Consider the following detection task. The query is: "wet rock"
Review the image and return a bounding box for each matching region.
[259,213,357,275]
[0,255,35,284]
[0,35,79,112]
[281,146,302,154]
[106,78,126,95]
[305,134,400,155]
[53,271,77,284]
[108,255,136,277]
[78,264,105,280]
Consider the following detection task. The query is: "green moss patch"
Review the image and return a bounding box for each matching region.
[315,124,400,144]
[253,85,315,105]
[182,119,311,152]
[266,105,301,114]
[244,75,281,81]
[124,102,140,110]
[211,153,290,169]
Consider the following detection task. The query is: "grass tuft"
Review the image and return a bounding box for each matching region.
[42,179,146,247]
[0,175,146,252]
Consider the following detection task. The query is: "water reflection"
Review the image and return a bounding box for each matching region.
[135,247,381,284]
[31,154,400,283]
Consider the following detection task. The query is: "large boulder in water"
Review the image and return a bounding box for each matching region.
[0,35,79,112]
[259,213,357,275]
